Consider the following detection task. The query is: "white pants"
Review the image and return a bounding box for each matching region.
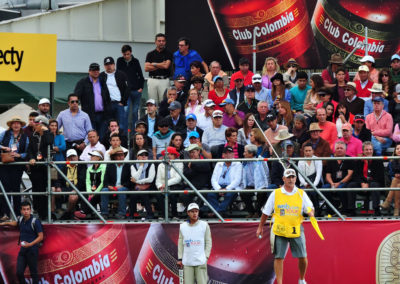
[147,78,170,104]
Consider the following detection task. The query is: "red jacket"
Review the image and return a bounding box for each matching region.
[355,80,374,98]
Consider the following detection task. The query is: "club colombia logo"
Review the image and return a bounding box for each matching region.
[376,230,400,283]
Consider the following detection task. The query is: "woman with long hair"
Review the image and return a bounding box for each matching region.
[185,88,204,117]
[249,128,269,158]
[381,143,400,216]
[334,103,354,137]
[49,119,66,163]
[379,68,396,99]
[238,113,255,145]
[267,73,291,109]
[304,74,324,118]
[277,101,294,131]
[131,132,153,160]
[325,102,335,122]
[292,114,310,146]
[208,76,229,111]
[261,57,280,89]
[169,133,185,158]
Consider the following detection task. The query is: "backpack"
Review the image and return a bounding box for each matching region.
[17,216,44,247]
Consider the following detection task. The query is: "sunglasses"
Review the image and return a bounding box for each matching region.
[287,64,297,68]
[70,100,79,104]
[344,88,352,92]
[382,74,389,77]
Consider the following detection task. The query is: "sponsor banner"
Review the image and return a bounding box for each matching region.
[0,32,57,82]
[165,0,400,69]
[0,221,399,283]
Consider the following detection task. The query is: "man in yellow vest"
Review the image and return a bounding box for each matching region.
[256,168,314,284]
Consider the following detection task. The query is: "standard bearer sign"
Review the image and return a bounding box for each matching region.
[0,32,57,82]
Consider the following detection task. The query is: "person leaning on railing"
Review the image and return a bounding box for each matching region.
[0,116,29,222]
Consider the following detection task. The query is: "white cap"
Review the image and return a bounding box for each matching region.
[391,54,400,61]
[283,168,296,178]
[358,65,369,72]
[38,98,50,105]
[252,73,262,83]
[146,99,156,105]
[360,55,375,63]
[204,99,216,108]
[187,203,199,211]
[66,149,78,158]
[212,110,224,118]
[88,150,104,160]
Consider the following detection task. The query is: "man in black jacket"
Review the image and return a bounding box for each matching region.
[228,73,245,108]
[100,147,130,219]
[139,99,160,138]
[100,57,130,131]
[101,119,128,150]
[352,114,372,142]
[74,63,111,139]
[117,45,145,131]
[165,101,187,139]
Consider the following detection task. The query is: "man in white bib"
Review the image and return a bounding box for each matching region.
[256,169,314,284]
[177,203,212,284]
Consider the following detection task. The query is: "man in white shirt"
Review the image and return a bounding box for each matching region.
[201,110,227,149]
[256,169,314,284]
[79,130,106,164]
[177,203,212,284]
[197,99,215,131]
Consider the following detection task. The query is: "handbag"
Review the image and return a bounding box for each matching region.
[1,152,14,163]
[50,167,58,181]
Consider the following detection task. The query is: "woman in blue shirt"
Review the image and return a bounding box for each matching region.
[0,116,29,220]
[49,119,66,164]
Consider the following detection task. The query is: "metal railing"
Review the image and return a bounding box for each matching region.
[0,150,398,223]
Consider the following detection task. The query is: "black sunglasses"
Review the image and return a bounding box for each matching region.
[70,100,79,104]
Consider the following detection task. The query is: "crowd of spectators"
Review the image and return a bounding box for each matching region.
[1,33,400,221]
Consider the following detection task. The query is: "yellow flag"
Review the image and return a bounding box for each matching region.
[310,217,325,240]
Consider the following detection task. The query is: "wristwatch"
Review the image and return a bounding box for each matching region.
[152,62,157,67]
[233,112,237,116]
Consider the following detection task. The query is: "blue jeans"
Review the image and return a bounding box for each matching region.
[101,187,127,215]
[207,192,237,213]
[371,136,392,156]
[110,102,126,131]
[93,112,107,140]
[124,90,142,131]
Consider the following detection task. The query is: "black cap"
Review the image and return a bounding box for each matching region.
[245,84,255,92]
[266,112,277,122]
[239,57,250,65]
[354,114,365,122]
[135,120,147,128]
[222,146,234,153]
[89,63,100,71]
[104,57,115,65]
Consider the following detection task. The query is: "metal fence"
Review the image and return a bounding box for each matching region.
[0,149,399,223]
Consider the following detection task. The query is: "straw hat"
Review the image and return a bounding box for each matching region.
[329,53,344,64]
[284,58,299,69]
[7,116,26,127]
[368,83,384,93]
[274,129,294,141]
[308,123,323,132]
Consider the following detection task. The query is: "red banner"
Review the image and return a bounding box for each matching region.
[0,221,399,284]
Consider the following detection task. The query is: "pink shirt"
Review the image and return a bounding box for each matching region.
[333,136,362,157]
[319,121,338,148]
[365,110,393,138]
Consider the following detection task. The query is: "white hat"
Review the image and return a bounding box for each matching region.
[358,65,369,72]
[360,55,375,63]
[252,73,262,84]
[88,150,104,160]
[187,203,200,211]
[146,99,156,105]
[212,110,224,118]
[391,54,400,61]
[137,149,149,156]
[185,144,202,152]
[38,98,50,105]
[66,149,78,158]
[204,99,216,108]
[283,168,296,178]
[368,83,384,93]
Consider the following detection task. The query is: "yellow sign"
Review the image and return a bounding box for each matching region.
[0,32,57,82]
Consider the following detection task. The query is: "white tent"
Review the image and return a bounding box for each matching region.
[0,102,35,129]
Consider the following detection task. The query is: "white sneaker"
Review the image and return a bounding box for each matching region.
[298,280,307,284]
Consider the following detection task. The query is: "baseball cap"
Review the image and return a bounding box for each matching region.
[252,74,262,84]
[146,99,156,105]
[266,112,277,122]
[372,96,384,103]
[342,123,352,131]
[188,131,200,139]
[283,168,296,178]
[186,114,197,121]
[396,84,400,94]
[204,99,216,108]
[185,144,202,152]
[213,75,223,83]
[187,203,200,211]
[234,73,244,81]
[34,115,49,126]
[354,114,365,122]
[222,146,234,153]
[104,57,115,65]
[358,65,369,72]
[359,55,375,63]
[135,120,147,128]
[219,98,235,106]
[174,74,186,82]
[66,149,77,158]
[88,150,104,160]
[168,101,182,110]
[89,63,100,71]
[137,149,149,156]
[38,98,50,105]
[391,54,400,62]
[346,82,357,91]
[245,84,255,91]
[212,110,224,118]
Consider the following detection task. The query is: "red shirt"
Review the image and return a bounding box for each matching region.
[229,70,254,90]
[208,89,229,111]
